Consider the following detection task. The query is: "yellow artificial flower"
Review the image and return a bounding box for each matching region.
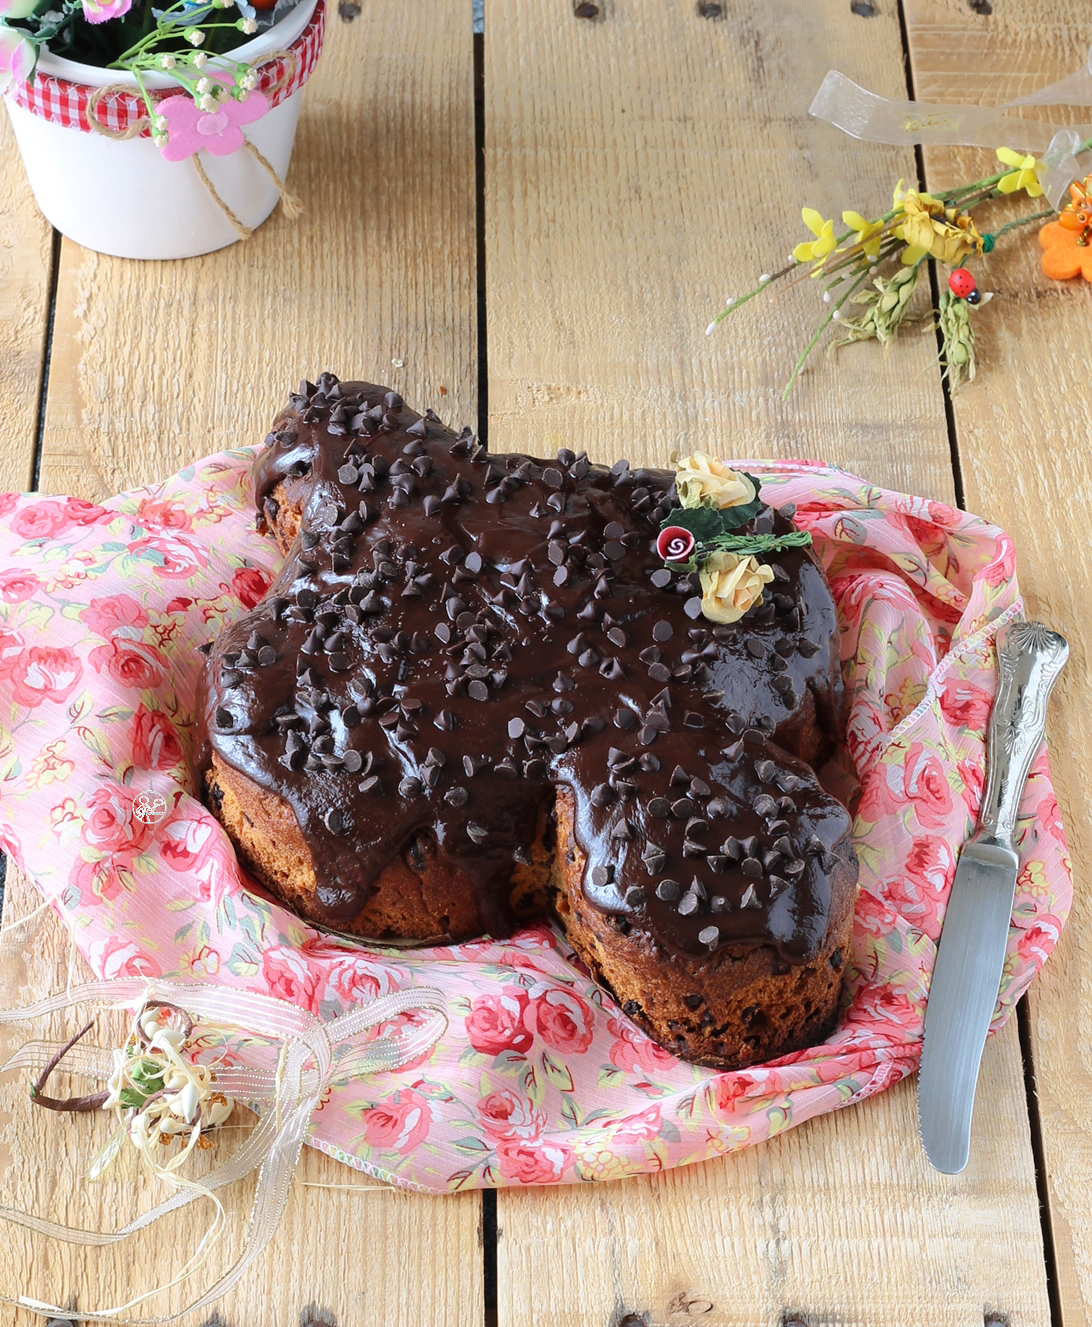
[996,147,1044,198]
[792,207,838,264]
[897,191,984,266]
[842,210,885,259]
[674,453,756,511]
[699,552,774,624]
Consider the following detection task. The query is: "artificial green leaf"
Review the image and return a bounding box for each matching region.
[661,505,721,543]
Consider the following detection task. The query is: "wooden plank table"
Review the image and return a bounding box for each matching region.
[0,0,1085,1322]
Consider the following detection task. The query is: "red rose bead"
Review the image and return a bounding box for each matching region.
[656,526,696,562]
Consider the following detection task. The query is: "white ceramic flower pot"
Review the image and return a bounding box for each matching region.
[4,0,320,260]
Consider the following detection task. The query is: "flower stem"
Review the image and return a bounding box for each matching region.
[990,207,1057,240]
[781,265,874,399]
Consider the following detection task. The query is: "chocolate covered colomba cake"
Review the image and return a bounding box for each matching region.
[196,375,858,1069]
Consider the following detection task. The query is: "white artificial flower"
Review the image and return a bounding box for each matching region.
[193,49,208,66]
[195,76,212,92]
[205,1099,233,1127]
[198,92,217,111]
[186,27,205,45]
[149,1027,186,1053]
[240,16,257,32]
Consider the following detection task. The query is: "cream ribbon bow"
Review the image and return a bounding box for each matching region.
[0,976,447,1323]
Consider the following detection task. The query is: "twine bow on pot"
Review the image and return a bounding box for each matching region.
[0,975,447,1323]
[86,48,303,239]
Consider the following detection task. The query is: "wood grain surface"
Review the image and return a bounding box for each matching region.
[905,2,1092,1324]
[484,1,1050,1324]
[483,0,956,499]
[0,107,52,492]
[2,1,483,1323]
[36,0,478,501]
[0,0,1081,1322]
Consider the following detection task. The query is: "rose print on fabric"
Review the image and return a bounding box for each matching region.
[0,450,1070,1191]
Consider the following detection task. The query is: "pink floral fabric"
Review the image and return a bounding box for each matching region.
[0,453,1070,1192]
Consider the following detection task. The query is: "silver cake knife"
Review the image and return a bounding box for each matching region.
[917,619,1068,1174]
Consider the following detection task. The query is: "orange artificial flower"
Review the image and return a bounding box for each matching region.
[1039,219,1092,282]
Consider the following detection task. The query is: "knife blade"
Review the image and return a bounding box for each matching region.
[917,619,1068,1174]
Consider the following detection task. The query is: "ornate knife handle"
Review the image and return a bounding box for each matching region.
[976,620,1069,847]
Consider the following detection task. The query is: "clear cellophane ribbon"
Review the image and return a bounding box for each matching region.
[809,46,1092,207]
[0,976,446,1323]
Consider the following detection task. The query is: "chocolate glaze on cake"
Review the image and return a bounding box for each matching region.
[197,376,853,977]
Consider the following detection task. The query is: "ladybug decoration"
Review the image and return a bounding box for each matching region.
[948,267,981,304]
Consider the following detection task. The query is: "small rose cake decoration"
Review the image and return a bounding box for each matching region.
[654,453,811,625]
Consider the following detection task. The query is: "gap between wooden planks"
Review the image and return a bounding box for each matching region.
[905,3,1092,1325]
[0,0,483,1323]
[0,105,52,492]
[484,1,1050,1324]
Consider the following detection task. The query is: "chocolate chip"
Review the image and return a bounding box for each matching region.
[741,857,763,878]
[650,569,673,589]
[468,680,489,702]
[324,808,345,834]
[683,711,704,729]
[611,819,634,841]
[342,749,363,774]
[358,775,381,794]
[543,467,564,489]
[656,878,681,901]
[671,797,695,818]
[754,759,776,783]
[647,797,671,818]
[214,707,234,730]
[444,786,469,808]
[678,891,699,916]
[684,597,703,619]
[798,639,820,657]
[753,794,779,818]
[614,709,637,730]
[740,883,760,909]
[399,777,423,798]
[607,627,627,648]
[508,717,526,739]
[698,925,720,948]
[744,636,766,659]
[590,865,614,887]
[624,886,644,908]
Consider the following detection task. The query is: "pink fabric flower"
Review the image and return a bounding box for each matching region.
[607,1016,678,1074]
[232,565,272,608]
[82,592,149,638]
[13,499,72,541]
[262,944,322,1011]
[0,26,34,95]
[130,705,184,770]
[524,986,595,1055]
[477,1089,546,1141]
[0,569,41,602]
[496,1138,572,1184]
[81,0,131,21]
[8,645,82,708]
[158,81,271,162]
[88,637,169,689]
[358,1088,432,1155]
[465,990,533,1056]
